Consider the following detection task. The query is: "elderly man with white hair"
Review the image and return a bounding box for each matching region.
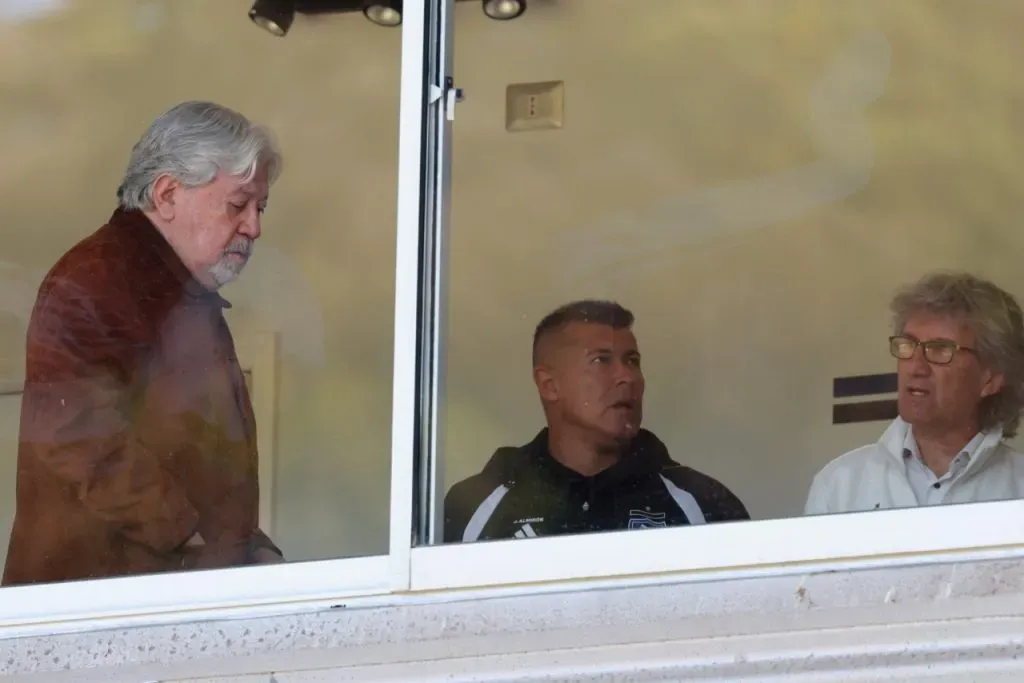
[806,271,1024,516]
[3,101,284,586]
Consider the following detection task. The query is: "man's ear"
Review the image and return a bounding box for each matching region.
[981,369,1005,399]
[149,173,181,221]
[534,365,558,402]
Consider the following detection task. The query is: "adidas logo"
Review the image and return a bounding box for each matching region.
[513,523,538,539]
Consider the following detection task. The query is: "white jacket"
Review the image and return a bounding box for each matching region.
[804,418,1024,515]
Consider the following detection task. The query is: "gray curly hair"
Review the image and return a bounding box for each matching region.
[117,101,282,210]
[891,271,1024,438]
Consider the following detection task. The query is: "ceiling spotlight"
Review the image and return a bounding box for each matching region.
[249,0,295,37]
[482,0,525,20]
[364,0,402,27]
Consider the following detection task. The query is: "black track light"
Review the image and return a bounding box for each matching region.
[363,0,402,27]
[482,0,525,20]
[249,0,295,37]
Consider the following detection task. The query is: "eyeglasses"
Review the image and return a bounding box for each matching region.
[889,335,978,365]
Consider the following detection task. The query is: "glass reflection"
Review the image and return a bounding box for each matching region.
[0,0,400,583]
[435,0,1024,545]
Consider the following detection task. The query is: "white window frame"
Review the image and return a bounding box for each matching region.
[4,0,1024,644]
[0,0,436,638]
[408,0,1024,595]
[409,501,1024,592]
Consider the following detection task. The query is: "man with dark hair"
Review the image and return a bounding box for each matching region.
[444,299,748,543]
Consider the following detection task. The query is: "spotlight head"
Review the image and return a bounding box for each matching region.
[483,0,525,20]
[363,0,403,27]
[249,0,294,37]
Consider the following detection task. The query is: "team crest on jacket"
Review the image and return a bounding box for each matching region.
[628,509,667,529]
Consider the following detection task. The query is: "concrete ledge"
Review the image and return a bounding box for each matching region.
[5,557,1024,682]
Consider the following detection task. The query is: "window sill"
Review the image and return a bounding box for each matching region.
[5,552,1024,682]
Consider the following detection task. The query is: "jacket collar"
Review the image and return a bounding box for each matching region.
[108,208,231,308]
[487,428,677,490]
[879,416,1005,474]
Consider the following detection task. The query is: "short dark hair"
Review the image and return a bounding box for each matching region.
[532,300,634,365]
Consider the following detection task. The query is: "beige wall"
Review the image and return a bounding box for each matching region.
[441,0,1024,520]
[1,0,1024,567]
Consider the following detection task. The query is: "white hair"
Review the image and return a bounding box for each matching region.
[117,101,282,210]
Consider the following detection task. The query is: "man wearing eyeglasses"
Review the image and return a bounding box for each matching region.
[805,271,1024,516]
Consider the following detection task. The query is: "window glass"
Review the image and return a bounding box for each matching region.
[436,0,1024,545]
[0,0,399,585]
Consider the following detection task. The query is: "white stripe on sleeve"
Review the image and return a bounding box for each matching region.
[659,474,706,525]
[462,484,511,542]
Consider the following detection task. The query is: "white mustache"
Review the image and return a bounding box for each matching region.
[224,238,253,257]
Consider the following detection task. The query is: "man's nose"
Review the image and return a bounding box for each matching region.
[238,211,261,240]
[906,347,932,374]
[614,360,641,384]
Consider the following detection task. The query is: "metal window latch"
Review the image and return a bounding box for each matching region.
[429,76,464,121]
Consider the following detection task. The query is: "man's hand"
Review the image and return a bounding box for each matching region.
[184,532,205,548]
[179,536,249,570]
[253,547,285,564]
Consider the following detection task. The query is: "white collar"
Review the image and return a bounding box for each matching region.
[882,417,1004,474]
[902,425,986,471]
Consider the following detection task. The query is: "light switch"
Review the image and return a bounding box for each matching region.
[505,80,564,132]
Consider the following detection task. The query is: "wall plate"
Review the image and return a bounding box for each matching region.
[506,80,564,132]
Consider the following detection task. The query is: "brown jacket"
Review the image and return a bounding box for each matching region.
[3,208,279,586]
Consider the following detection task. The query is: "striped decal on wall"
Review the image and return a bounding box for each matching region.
[832,372,897,424]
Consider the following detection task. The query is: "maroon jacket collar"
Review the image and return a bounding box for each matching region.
[108,208,231,308]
